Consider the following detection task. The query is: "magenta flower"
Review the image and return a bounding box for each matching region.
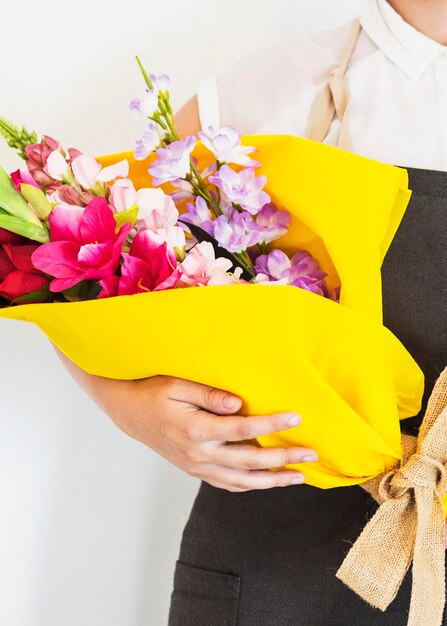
[254,249,328,296]
[134,123,160,160]
[209,165,270,215]
[213,211,260,254]
[118,230,180,295]
[10,168,39,191]
[198,126,259,167]
[255,203,291,244]
[148,136,197,185]
[31,197,132,292]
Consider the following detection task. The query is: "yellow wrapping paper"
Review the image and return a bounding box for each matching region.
[1,135,443,503]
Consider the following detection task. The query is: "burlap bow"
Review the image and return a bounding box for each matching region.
[336,365,447,626]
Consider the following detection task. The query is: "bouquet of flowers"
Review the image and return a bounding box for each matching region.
[1,58,447,625]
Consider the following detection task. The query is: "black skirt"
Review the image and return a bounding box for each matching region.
[167,166,447,626]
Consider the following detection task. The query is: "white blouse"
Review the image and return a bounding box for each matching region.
[196,0,447,171]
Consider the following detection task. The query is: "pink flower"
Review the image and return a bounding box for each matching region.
[179,241,236,286]
[51,184,93,207]
[136,188,178,228]
[118,230,180,295]
[31,197,132,292]
[10,169,39,191]
[136,188,186,254]
[71,155,129,191]
[109,179,137,213]
[25,135,63,190]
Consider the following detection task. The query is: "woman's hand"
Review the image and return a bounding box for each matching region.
[54,345,318,492]
[109,374,318,492]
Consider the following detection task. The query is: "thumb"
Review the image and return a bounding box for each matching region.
[171,378,242,415]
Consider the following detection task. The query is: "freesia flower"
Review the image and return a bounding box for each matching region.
[129,90,158,118]
[118,230,180,295]
[136,188,178,228]
[198,126,260,167]
[254,249,328,296]
[134,123,160,160]
[179,196,214,235]
[213,211,261,254]
[45,149,70,181]
[179,241,235,286]
[148,136,196,185]
[136,188,185,255]
[209,165,270,215]
[10,169,39,191]
[149,73,171,92]
[109,178,137,213]
[31,197,132,292]
[255,203,291,243]
[0,228,49,302]
[71,155,129,191]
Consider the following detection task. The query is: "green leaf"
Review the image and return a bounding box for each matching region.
[0,213,49,242]
[20,184,53,219]
[0,166,43,225]
[61,279,103,302]
[10,284,51,305]
[114,205,138,229]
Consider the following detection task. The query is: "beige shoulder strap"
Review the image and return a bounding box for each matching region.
[305,19,362,150]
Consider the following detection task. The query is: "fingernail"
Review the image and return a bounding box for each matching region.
[223,395,240,410]
[287,414,301,427]
[290,474,305,484]
[303,454,318,463]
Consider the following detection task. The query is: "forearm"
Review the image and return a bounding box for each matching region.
[52,343,133,417]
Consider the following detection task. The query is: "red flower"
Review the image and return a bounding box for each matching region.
[0,228,49,302]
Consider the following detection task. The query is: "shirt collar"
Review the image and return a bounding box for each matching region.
[360,0,447,80]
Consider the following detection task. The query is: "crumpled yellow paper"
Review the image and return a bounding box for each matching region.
[2,135,442,503]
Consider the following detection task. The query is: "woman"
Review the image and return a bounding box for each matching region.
[56,0,447,623]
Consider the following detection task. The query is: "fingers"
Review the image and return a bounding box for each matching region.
[167,378,242,415]
[192,410,302,443]
[207,442,318,470]
[200,464,306,492]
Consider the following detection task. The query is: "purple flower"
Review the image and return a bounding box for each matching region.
[134,123,160,160]
[209,165,270,215]
[180,197,214,235]
[149,73,171,92]
[148,136,197,186]
[129,90,158,118]
[198,126,260,167]
[213,211,261,254]
[254,249,328,296]
[255,203,291,243]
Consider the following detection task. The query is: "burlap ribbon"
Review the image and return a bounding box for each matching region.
[336,365,447,626]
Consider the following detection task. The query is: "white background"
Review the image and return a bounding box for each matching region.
[0,2,366,625]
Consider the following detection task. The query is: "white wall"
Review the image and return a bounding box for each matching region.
[0,2,365,625]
